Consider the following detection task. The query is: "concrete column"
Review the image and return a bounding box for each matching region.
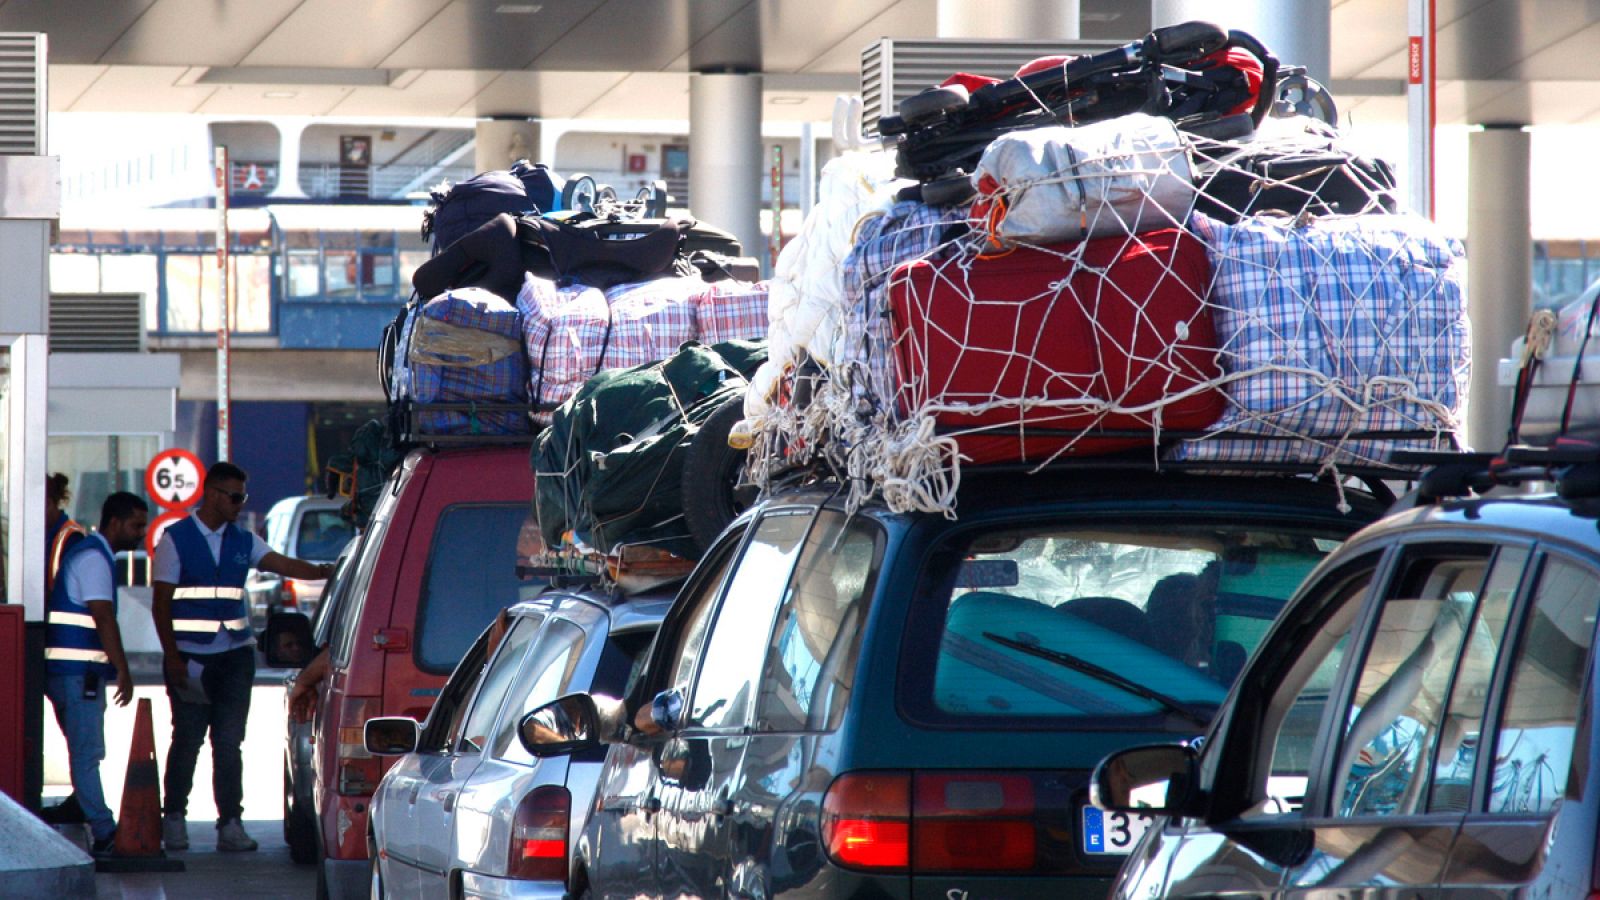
[690,73,764,264]
[1152,0,1329,86]
[267,118,309,200]
[1466,125,1532,452]
[476,117,541,174]
[937,0,1080,39]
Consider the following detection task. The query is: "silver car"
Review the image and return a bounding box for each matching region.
[248,495,354,628]
[364,590,666,900]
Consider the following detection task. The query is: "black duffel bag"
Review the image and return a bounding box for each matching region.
[1192,140,1398,222]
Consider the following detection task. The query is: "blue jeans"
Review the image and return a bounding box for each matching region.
[163,646,255,823]
[45,672,116,842]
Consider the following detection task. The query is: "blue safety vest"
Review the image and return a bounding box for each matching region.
[166,516,253,645]
[43,534,117,677]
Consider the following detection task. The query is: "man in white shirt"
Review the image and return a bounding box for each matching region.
[151,461,333,853]
[43,491,148,854]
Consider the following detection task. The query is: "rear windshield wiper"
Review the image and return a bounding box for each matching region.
[982,631,1211,727]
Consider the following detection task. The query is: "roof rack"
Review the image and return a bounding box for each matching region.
[1390,440,1600,503]
[396,401,539,447]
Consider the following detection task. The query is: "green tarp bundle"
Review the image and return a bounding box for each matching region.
[533,340,767,558]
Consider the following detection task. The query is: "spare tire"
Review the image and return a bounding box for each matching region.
[681,397,755,554]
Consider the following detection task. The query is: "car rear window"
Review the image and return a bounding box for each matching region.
[414,503,531,674]
[902,520,1348,729]
[295,509,353,562]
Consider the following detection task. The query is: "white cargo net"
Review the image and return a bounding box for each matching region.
[743,115,1469,517]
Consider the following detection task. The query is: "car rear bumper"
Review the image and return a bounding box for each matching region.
[322,857,369,900]
[460,872,569,900]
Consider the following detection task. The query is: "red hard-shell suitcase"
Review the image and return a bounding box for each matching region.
[888,227,1225,464]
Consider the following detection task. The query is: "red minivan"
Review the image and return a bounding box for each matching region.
[296,445,535,900]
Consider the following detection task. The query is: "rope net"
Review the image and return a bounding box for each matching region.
[744,114,1469,516]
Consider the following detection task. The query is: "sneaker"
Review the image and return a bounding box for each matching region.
[91,829,118,856]
[216,818,258,852]
[162,814,189,851]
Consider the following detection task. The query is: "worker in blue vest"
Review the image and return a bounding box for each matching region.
[43,491,149,854]
[151,461,334,853]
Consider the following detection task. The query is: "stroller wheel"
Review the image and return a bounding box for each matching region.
[877,114,908,137]
[561,173,599,213]
[920,171,976,207]
[898,84,971,126]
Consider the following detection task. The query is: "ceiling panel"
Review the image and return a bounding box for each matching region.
[63,64,217,113]
[1434,0,1600,80]
[1512,22,1600,81]
[328,68,499,117]
[0,0,159,63]
[755,0,907,72]
[378,0,614,70]
[573,72,688,120]
[238,0,454,68]
[96,0,304,66]
[528,0,744,71]
[460,70,631,118]
[195,84,357,117]
[49,65,109,111]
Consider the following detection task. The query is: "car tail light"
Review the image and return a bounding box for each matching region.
[913,773,1036,871]
[821,772,911,871]
[281,578,313,609]
[823,772,1049,874]
[336,697,381,796]
[508,785,570,881]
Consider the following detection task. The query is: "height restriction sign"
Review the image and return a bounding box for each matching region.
[145,449,206,509]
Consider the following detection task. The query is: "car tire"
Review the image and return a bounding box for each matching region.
[283,765,319,864]
[681,397,755,554]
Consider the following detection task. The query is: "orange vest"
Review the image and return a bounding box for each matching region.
[46,519,91,594]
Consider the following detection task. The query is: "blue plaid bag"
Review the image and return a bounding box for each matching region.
[840,200,971,400]
[1172,212,1468,467]
[408,287,530,435]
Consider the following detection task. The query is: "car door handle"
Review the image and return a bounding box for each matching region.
[441,790,457,813]
[643,796,662,817]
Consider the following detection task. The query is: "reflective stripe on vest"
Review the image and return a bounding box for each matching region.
[172,617,251,633]
[172,587,246,600]
[44,647,111,664]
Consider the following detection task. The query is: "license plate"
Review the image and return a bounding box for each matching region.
[1081,805,1154,855]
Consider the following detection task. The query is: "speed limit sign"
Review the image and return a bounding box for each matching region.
[145,448,206,509]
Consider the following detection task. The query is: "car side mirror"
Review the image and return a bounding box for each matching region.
[263,611,316,668]
[364,717,419,755]
[520,693,604,758]
[1090,743,1201,815]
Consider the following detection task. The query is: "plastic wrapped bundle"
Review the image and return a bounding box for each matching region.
[406,287,529,435]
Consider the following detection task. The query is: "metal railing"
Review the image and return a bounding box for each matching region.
[298,164,476,200]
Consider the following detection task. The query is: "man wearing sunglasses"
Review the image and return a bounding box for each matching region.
[150,461,335,853]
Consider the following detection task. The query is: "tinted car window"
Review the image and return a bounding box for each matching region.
[458,616,540,754]
[332,511,397,667]
[1256,561,1376,817]
[665,542,740,699]
[415,503,529,674]
[756,512,883,732]
[910,521,1345,727]
[493,618,587,764]
[1489,554,1600,814]
[689,510,811,730]
[295,509,354,561]
[1330,552,1490,817]
[1429,547,1527,812]
[418,629,491,754]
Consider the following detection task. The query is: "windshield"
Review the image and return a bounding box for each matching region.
[912,522,1346,729]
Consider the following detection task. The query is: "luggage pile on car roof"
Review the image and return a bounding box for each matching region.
[737,20,1470,517]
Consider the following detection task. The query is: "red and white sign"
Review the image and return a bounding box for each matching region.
[145,449,206,510]
[145,508,192,558]
[1407,36,1424,84]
